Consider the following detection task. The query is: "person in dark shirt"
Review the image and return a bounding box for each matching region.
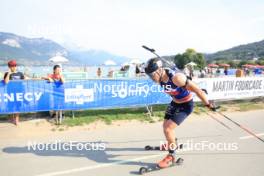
[3,60,25,125]
[135,64,140,76]
[4,60,24,83]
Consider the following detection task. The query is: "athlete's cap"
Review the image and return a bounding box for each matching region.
[145,58,162,74]
[8,60,17,67]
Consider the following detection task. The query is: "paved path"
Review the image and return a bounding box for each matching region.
[1,110,264,176]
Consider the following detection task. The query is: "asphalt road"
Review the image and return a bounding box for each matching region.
[1,110,264,176]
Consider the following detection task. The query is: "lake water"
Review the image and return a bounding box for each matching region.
[1,66,260,80]
[0,65,142,79]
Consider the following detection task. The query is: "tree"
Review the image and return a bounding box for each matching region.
[174,49,206,69]
[238,60,248,68]
[174,54,191,69]
[193,53,206,69]
[185,48,196,56]
[256,60,264,65]
[227,60,238,68]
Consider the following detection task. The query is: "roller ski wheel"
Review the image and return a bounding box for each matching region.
[138,157,184,175]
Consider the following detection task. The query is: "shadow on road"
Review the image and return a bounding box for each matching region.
[2,141,154,169]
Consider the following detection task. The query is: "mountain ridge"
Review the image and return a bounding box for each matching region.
[205,39,264,60]
[1,32,264,66]
[0,32,129,66]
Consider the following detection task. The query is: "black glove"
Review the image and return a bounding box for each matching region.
[206,102,217,112]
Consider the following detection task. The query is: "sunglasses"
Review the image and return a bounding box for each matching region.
[147,71,162,83]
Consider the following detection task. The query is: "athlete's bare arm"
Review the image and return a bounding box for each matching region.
[172,73,210,105]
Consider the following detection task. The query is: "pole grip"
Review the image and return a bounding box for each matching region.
[142,45,155,52]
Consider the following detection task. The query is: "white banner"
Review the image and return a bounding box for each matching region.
[193,77,264,101]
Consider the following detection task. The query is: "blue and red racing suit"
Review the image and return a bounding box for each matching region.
[160,68,194,125]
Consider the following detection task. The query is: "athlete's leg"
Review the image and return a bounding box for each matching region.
[157,120,177,168]
[158,101,193,168]
[163,119,178,151]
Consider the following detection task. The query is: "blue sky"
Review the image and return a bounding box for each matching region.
[0,0,264,58]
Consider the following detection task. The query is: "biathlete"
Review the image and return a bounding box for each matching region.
[144,58,216,168]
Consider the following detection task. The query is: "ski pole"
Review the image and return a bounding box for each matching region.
[199,89,231,130]
[142,45,176,69]
[201,88,264,143]
[217,111,264,143]
[204,110,232,130]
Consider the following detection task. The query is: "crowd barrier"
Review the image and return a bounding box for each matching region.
[0,77,264,114]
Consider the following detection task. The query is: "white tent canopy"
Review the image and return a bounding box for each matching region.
[49,55,69,63]
[129,58,142,65]
[121,62,130,66]
[104,60,116,66]
[186,62,197,66]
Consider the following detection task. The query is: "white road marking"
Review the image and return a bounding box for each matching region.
[239,133,264,140]
[36,153,164,176]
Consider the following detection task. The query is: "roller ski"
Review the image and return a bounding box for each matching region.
[144,138,183,151]
[139,154,184,175]
[144,143,183,151]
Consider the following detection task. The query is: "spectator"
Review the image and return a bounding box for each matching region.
[42,65,65,124]
[224,67,228,75]
[3,60,25,125]
[120,66,125,71]
[183,65,190,76]
[253,68,261,75]
[140,63,145,74]
[107,68,114,78]
[245,68,250,76]
[207,67,213,77]
[137,63,146,77]
[135,64,140,76]
[236,68,244,77]
[84,66,88,72]
[189,66,194,78]
[97,67,102,78]
[199,69,206,78]
[216,68,221,77]
[42,65,65,83]
[183,65,193,80]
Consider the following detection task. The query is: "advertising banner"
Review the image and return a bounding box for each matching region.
[1,77,264,114]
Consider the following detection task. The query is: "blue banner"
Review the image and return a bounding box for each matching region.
[0,79,171,114]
